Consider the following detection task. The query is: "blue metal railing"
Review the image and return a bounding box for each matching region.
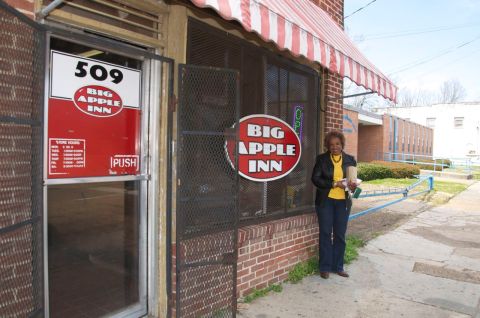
[349,175,434,220]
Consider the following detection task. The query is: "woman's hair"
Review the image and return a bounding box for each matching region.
[324,130,346,149]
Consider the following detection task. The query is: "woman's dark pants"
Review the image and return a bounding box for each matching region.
[316,198,349,272]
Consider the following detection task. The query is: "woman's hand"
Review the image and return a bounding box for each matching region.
[347,181,357,190]
[335,181,346,189]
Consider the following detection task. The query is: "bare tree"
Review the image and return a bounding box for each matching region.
[438,79,466,103]
[343,78,380,110]
[397,89,415,107]
[396,88,436,107]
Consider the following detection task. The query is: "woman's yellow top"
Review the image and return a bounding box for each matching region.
[328,154,346,199]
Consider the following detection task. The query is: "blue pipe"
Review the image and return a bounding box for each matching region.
[349,175,433,221]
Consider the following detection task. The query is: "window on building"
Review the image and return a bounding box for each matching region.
[426,118,436,128]
[454,117,464,128]
[188,20,318,223]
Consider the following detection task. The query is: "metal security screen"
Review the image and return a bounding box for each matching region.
[0,1,45,317]
[176,65,239,317]
[188,20,318,225]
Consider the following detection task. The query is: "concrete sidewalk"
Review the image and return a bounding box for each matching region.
[238,182,480,318]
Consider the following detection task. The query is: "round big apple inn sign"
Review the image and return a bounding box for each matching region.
[225,114,302,182]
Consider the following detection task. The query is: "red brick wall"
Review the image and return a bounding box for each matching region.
[171,214,319,316]
[398,119,404,153]
[343,109,358,158]
[4,0,34,18]
[358,124,383,162]
[382,115,391,155]
[310,0,344,27]
[356,115,434,162]
[325,74,344,133]
[172,234,235,318]
[237,214,318,298]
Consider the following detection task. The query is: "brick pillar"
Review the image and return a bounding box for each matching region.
[309,0,345,134]
[324,73,344,133]
[309,0,344,27]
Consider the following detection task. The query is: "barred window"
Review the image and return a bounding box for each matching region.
[454,117,464,128]
[187,20,318,223]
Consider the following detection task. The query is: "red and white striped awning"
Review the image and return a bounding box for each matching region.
[189,0,397,102]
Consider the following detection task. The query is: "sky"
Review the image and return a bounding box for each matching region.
[344,0,480,103]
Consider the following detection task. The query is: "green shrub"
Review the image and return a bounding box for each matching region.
[435,158,452,168]
[371,161,420,178]
[357,163,394,181]
[358,161,419,181]
[417,163,443,171]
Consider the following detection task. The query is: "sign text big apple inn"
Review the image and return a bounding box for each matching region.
[226,115,301,182]
[47,51,142,179]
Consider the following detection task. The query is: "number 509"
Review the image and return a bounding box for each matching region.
[75,61,123,84]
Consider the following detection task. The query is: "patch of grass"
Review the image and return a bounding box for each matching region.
[344,236,365,265]
[287,257,318,283]
[364,178,467,196]
[242,284,283,303]
[286,238,366,284]
[432,180,468,194]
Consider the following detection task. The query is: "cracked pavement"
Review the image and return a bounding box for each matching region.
[238,181,480,318]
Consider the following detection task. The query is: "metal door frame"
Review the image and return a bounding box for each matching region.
[42,25,174,318]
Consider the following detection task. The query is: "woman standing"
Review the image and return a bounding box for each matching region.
[311,131,357,279]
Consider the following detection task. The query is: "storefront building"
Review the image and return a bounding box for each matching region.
[0,0,396,317]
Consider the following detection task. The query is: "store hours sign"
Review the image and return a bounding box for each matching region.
[47,51,142,179]
[226,115,302,182]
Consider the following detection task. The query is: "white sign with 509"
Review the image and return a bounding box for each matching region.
[50,51,141,108]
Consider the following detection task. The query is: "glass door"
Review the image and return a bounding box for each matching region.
[45,38,148,318]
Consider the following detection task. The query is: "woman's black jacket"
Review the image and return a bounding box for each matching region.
[311,151,357,210]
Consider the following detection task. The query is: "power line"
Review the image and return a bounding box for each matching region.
[345,0,378,19]
[411,46,480,80]
[361,22,480,38]
[388,34,480,75]
[362,23,480,41]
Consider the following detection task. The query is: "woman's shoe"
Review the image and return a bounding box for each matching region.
[336,271,349,278]
[320,272,329,279]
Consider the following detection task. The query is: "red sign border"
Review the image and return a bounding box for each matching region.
[226,114,302,182]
